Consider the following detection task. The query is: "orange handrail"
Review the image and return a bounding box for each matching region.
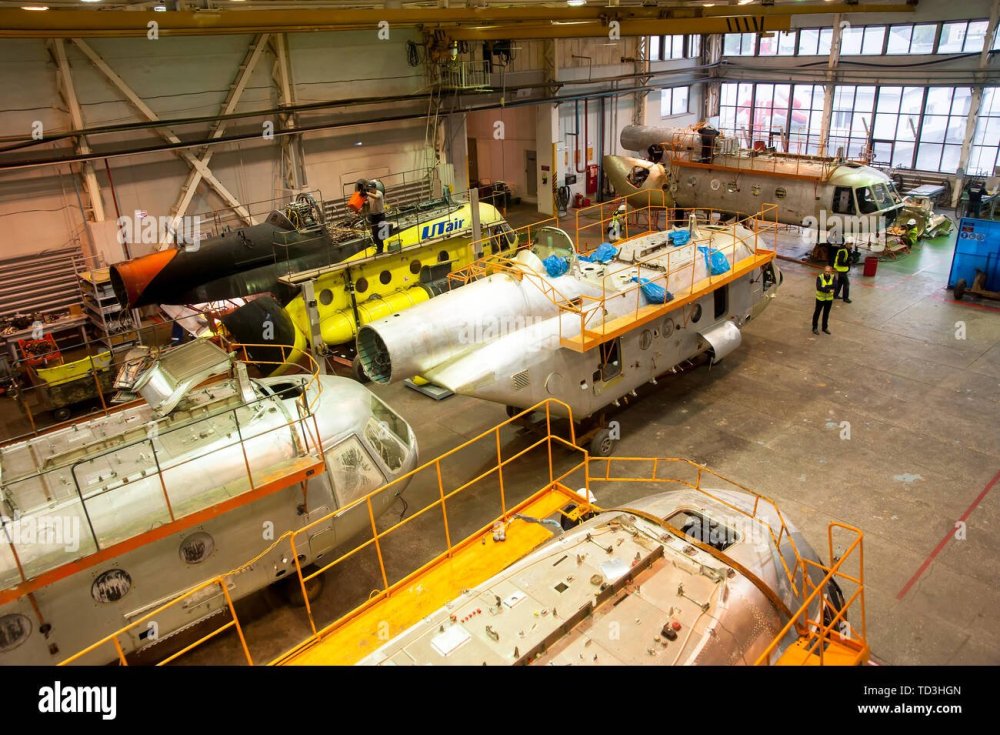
[58,399,866,667]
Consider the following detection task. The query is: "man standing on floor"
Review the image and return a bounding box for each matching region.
[813,265,835,335]
[832,235,853,303]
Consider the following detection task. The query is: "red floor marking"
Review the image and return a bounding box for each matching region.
[897,467,1000,600]
[930,292,1000,313]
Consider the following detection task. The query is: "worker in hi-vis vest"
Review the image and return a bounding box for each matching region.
[832,236,853,303]
[812,265,836,335]
[607,204,627,242]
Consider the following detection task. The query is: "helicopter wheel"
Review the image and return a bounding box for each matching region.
[53,407,71,422]
[283,566,324,607]
[588,427,617,457]
[954,278,967,301]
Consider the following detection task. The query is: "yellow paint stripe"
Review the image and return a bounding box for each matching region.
[275,488,573,666]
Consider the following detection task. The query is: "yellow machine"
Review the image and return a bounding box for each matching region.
[225,199,516,377]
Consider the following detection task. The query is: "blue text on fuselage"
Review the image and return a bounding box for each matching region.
[421,218,465,240]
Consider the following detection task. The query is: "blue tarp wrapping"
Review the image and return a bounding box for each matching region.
[542,254,570,277]
[631,276,673,304]
[579,243,619,264]
[668,230,690,246]
[697,245,730,275]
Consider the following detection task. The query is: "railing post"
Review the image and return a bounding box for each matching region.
[435,460,452,554]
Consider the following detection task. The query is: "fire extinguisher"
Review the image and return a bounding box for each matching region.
[573,193,585,208]
[586,164,599,195]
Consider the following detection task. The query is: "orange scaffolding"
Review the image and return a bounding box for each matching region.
[60,398,868,667]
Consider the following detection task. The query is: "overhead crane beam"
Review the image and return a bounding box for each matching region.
[0,5,916,39]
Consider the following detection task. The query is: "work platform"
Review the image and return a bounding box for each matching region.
[63,399,868,667]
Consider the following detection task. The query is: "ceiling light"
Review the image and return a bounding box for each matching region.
[21,5,49,9]
[566,0,586,6]
[80,0,102,4]
[153,4,166,10]
[739,0,754,5]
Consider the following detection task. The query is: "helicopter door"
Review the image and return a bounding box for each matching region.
[594,338,623,386]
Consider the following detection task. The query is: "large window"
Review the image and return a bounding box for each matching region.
[829,86,876,159]
[758,30,797,57]
[661,86,690,118]
[718,82,981,174]
[719,82,824,154]
[938,21,989,53]
[649,35,700,61]
[723,33,756,56]
[970,87,1000,176]
[797,28,833,56]
[723,19,992,58]
[916,87,970,172]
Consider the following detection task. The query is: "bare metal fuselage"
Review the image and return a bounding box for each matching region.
[0,375,417,664]
[358,225,780,419]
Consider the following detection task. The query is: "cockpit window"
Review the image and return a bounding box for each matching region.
[872,184,888,207]
[833,186,856,215]
[856,187,881,214]
[364,419,407,472]
[370,395,410,445]
[666,509,738,552]
[627,166,650,187]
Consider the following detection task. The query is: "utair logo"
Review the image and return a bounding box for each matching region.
[421,218,465,240]
[38,681,116,720]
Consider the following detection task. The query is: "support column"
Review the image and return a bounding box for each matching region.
[444,113,469,193]
[49,40,105,225]
[953,0,1000,208]
[536,104,559,216]
[632,35,650,127]
[272,33,309,194]
[818,14,843,158]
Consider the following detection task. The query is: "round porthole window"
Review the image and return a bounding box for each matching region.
[319,289,333,306]
[690,303,703,323]
[661,317,675,338]
[356,277,369,294]
[710,179,721,191]
[726,182,738,193]
[92,569,132,603]
[179,531,215,565]
[379,270,392,285]
[775,187,787,199]
[438,251,450,262]
[409,260,422,275]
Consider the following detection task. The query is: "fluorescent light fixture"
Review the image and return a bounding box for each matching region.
[153,4,166,10]
[566,0,586,6]
[739,0,754,4]
[80,0,102,4]
[355,141,364,146]
[21,5,49,9]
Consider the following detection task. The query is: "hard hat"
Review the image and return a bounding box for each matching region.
[845,236,856,244]
[616,204,627,213]
[907,218,917,226]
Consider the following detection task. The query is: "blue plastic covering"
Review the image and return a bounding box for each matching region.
[542,254,570,277]
[579,242,619,264]
[668,230,690,246]
[631,276,673,304]
[697,245,730,276]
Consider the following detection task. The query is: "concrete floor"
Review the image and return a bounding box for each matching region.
[8,206,1000,666]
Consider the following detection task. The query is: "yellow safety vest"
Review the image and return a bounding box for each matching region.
[833,247,850,273]
[816,273,835,301]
